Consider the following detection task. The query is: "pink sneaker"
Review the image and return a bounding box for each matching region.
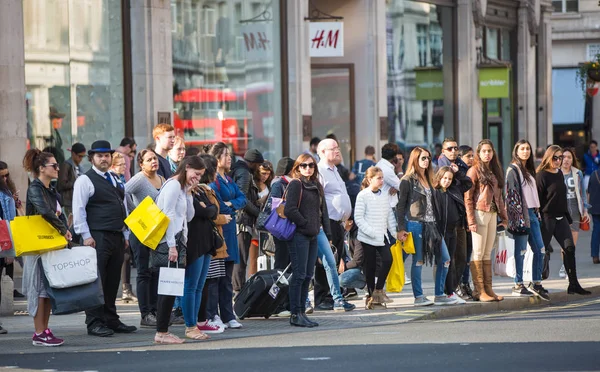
[32,329,64,347]
[197,320,224,334]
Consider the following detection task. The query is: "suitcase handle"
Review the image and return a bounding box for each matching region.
[275,263,292,285]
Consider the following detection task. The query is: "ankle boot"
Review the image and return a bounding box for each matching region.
[564,249,592,295]
[290,313,312,327]
[301,312,319,327]
[122,284,137,302]
[471,261,495,302]
[482,260,503,301]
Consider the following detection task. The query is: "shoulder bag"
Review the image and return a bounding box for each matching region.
[264,180,302,241]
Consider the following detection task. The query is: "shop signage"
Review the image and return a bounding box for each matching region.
[478,67,510,98]
[241,24,273,63]
[309,22,344,57]
[415,69,444,101]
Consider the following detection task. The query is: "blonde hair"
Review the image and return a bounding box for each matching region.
[173,136,185,147]
[111,152,125,167]
[361,166,383,189]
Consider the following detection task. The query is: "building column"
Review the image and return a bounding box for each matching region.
[516,0,537,147]
[286,0,311,157]
[130,0,174,150]
[0,0,28,194]
[455,0,482,148]
[537,2,553,146]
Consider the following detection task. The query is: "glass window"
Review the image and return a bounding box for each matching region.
[171,0,282,162]
[23,0,125,167]
[552,0,578,13]
[386,1,453,153]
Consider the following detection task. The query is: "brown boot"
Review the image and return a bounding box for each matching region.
[371,290,388,308]
[471,261,495,302]
[483,260,503,301]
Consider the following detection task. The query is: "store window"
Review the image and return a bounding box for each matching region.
[23,0,125,165]
[171,0,282,162]
[552,0,578,13]
[386,0,453,153]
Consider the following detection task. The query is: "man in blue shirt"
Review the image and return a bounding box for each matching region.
[352,145,376,184]
[583,140,600,191]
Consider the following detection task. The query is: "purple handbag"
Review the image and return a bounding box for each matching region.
[264,181,302,241]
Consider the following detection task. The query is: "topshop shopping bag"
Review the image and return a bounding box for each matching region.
[41,246,97,288]
[493,232,516,278]
[386,240,405,293]
[158,262,185,296]
[11,215,68,256]
[125,196,170,250]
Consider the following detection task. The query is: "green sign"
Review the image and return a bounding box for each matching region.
[479,67,510,98]
[415,69,444,101]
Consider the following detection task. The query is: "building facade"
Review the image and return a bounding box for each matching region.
[551,0,600,154]
[1,0,552,192]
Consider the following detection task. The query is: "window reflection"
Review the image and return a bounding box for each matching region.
[171,0,282,162]
[23,0,124,166]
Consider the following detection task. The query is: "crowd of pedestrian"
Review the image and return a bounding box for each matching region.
[1,124,598,345]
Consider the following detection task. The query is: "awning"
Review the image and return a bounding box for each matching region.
[552,68,585,125]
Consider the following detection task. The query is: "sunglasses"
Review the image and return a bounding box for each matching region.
[44,163,59,170]
[552,155,564,162]
[299,163,316,169]
[420,156,431,162]
[445,146,459,152]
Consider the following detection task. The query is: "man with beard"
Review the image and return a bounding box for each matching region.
[73,140,137,337]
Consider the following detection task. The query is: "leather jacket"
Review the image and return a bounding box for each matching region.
[26,178,68,236]
[464,166,508,227]
[396,175,437,232]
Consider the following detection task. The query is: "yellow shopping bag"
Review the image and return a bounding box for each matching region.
[386,240,405,293]
[401,232,416,254]
[11,215,68,256]
[125,196,170,250]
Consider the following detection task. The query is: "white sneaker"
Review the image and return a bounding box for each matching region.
[405,273,412,285]
[559,265,566,279]
[212,315,226,329]
[450,293,466,305]
[274,310,291,317]
[434,295,459,306]
[226,319,243,329]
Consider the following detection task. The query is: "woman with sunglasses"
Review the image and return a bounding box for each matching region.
[505,140,548,300]
[397,148,456,306]
[464,139,507,302]
[284,154,331,327]
[536,146,590,295]
[22,149,72,346]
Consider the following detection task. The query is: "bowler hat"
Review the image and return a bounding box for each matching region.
[88,140,115,155]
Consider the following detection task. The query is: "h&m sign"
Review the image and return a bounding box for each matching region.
[309,22,344,57]
[241,23,273,63]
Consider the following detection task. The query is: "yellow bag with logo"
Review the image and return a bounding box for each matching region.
[401,232,416,254]
[386,240,405,293]
[125,196,170,250]
[11,215,68,256]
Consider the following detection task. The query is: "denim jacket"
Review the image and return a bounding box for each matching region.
[0,191,16,258]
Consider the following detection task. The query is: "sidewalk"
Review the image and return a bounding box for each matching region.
[1,232,600,354]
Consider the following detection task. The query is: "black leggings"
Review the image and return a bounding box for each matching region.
[362,242,392,296]
[156,294,176,333]
[541,215,579,284]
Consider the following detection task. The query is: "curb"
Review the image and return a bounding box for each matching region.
[411,285,600,321]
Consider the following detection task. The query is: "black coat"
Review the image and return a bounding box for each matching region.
[284,179,331,239]
[26,178,68,235]
[187,189,219,263]
[433,171,473,234]
[231,160,260,228]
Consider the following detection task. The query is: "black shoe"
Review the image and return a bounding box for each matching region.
[527,283,550,301]
[315,302,334,311]
[87,325,115,337]
[568,283,592,295]
[109,323,137,333]
[140,314,157,328]
[301,313,318,327]
[170,308,185,325]
[290,313,313,328]
[13,290,24,298]
[0,326,7,334]
[512,284,533,297]
[343,288,358,299]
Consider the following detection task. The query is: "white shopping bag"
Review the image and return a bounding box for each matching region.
[493,232,516,278]
[41,246,98,288]
[158,263,185,296]
[522,245,534,283]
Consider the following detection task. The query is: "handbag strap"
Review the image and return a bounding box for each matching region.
[281,179,303,208]
[509,164,524,196]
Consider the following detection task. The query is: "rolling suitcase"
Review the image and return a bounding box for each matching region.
[234,264,291,319]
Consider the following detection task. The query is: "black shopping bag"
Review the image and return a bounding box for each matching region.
[41,262,104,315]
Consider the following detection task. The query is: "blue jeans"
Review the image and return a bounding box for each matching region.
[288,232,319,314]
[592,214,600,258]
[317,228,343,302]
[407,220,450,297]
[182,255,211,327]
[513,209,545,284]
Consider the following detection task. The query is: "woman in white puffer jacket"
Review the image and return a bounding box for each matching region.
[354,166,397,309]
